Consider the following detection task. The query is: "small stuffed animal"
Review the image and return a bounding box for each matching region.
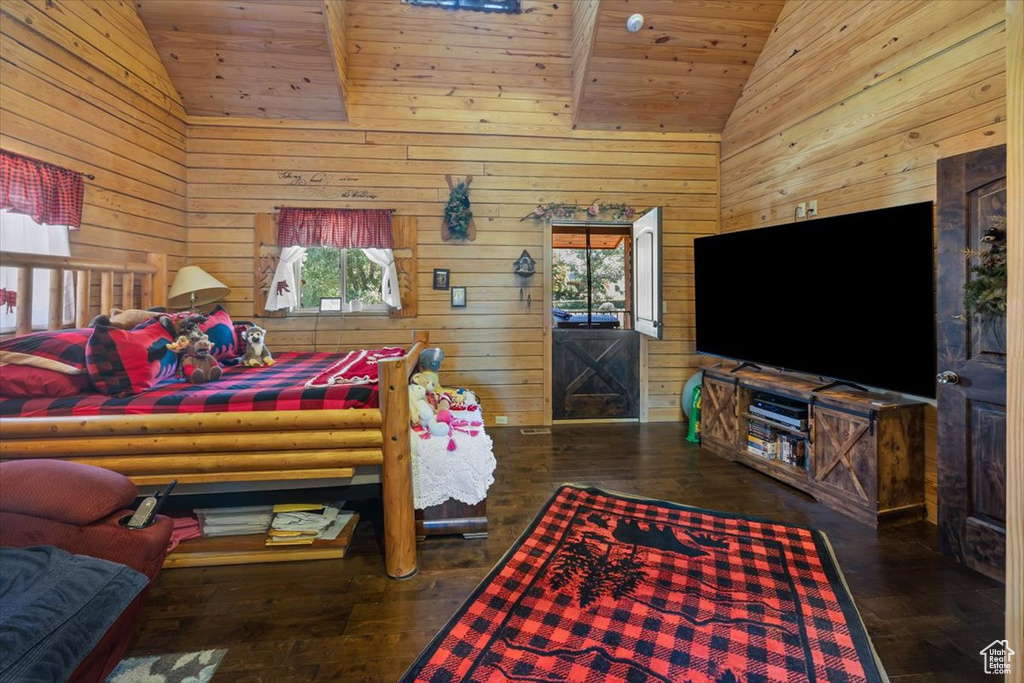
[412,370,449,411]
[409,384,448,436]
[88,307,165,329]
[181,335,222,384]
[241,324,275,367]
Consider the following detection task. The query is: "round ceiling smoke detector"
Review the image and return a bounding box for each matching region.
[626,13,644,33]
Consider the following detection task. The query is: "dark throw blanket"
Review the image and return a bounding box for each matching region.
[402,485,885,683]
[0,546,149,683]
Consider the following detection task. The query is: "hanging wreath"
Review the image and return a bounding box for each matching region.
[442,175,476,241]
[963,215,1007,320]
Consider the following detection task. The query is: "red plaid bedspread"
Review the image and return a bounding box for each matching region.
[0,352,379,418]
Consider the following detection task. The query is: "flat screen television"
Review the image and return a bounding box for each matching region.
[694,201,936,398]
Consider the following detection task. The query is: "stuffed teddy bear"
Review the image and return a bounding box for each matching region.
[180,334,222,384]
[409,384,448,436]
[241,324,275,367]
[411,370,449,410]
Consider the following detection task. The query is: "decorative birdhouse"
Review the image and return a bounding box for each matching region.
[513,250,536,276]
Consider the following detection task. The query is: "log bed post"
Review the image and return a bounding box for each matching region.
[378,337,420,579]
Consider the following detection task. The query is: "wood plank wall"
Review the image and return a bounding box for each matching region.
[719,0,1008,523]
[0,0,187,277]
[186,121,718,426]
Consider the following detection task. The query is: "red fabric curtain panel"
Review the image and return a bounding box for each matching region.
[0,150,85,229]
[277,208,394,249]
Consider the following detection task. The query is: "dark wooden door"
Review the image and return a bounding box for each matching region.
[553,329,639,419]
[936,144,1007,581]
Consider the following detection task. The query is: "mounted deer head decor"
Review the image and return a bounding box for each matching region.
[442,175,476,241]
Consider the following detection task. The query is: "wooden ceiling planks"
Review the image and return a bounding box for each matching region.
[572,0,785,132]
[128,0,788,133]
[135,0,348,120]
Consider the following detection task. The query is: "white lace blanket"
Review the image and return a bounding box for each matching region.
[411,407,496,509]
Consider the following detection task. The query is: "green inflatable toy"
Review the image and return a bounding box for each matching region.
[686,384,701,444]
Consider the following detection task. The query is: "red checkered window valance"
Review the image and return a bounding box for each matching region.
[277,208,393,249]
[0,150,85,229]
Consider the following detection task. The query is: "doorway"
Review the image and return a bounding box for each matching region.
[548,209,662,421]
[936,144,1007,581]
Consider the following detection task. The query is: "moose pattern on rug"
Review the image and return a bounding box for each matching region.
[402,485,883,683]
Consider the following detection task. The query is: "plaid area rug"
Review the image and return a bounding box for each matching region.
[401,485,885,683]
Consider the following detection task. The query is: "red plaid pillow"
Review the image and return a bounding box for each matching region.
[0,364,93,398]
[169,305,239,360]
[86,322,178,396]
[0,328,92,374]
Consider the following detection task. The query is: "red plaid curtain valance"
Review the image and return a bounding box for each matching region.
[0,150,85,229]
[277,208,393,249]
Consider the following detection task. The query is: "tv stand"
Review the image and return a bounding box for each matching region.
[729,361,762,373]
[811,378,869,393]
[699,365,925,527]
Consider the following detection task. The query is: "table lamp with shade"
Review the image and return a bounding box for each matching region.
[167,266,231,311]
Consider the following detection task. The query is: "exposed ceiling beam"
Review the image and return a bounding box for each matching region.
[323,0,350,121]
[571,0,602,130]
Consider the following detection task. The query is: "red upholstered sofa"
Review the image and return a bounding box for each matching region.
[0,459,173,682]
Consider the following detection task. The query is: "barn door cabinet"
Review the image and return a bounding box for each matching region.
[700,366,926,527]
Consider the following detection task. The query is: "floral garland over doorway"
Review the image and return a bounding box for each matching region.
[521,201,639,222]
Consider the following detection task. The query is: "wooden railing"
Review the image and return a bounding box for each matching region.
[0,251,167,334]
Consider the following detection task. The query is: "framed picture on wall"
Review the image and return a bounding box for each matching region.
[432,268,450,290]
[451,286,466,308]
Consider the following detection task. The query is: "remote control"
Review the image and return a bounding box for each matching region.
[126,479,177,529]
[126,496,157,528]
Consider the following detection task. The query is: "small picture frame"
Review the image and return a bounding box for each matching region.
[432,268,450,290]
[319,297,343,313]
[451,286,467,308]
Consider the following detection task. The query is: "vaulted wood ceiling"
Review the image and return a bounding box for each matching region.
[135,0,348,120]
[135,0,785,132]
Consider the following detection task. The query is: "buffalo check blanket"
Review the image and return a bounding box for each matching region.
[0,352,378,417]
[402,485,885,683]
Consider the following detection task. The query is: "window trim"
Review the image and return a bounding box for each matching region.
[404,0,521,13]
[292,246,389,314]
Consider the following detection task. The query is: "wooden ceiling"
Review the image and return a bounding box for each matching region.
[135,0,348,120]
[135,0,785,132]
[573,0,786,132]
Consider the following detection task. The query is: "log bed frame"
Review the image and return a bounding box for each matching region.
[0,250,421,578]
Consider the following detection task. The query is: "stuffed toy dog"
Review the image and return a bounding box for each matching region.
[241,324,275,367]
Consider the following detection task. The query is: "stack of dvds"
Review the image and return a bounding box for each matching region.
[778,434,807,467]
[747,419,778,459]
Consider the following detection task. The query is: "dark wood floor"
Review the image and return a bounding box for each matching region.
[126,423,1005,682]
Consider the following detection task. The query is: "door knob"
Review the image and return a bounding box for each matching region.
[937,370,960,384]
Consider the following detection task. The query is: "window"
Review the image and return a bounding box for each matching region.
[551,225,631,329]
[404,0,521,13]
[294,247,387,311]
[0,209,74,332]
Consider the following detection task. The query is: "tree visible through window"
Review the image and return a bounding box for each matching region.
[297,247,385,309]
[552,226,631,329]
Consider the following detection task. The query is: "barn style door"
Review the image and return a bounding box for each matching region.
[936,144,1007,581]
[552,329,639,420]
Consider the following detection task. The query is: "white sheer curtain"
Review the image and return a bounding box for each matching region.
[264,246,307,311]
[362,248,402,310]
[0,209,74,332]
